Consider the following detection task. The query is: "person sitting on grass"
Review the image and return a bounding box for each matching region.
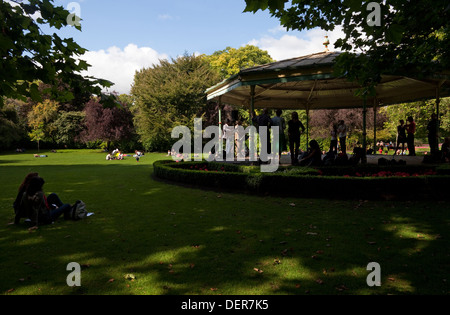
[134,150,143,162]
[12,172,38,225]
[20,176,73,230]
[299,140,323,167]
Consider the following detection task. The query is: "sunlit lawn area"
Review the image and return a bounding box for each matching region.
[0,150,448,295]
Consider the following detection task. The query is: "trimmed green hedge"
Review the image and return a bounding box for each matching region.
[153,160,450,200]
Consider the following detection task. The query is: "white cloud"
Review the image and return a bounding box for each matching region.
[248,26,345,61]
[268,25,287,34]
[80,28,346,95]
[82,44,168,94]
[158,14,174,21]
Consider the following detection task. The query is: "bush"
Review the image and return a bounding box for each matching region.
[153,160,450,200]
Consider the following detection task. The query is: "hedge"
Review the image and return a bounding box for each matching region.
[153,160,450,200]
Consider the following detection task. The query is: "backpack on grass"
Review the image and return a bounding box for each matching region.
[71,200,88,220]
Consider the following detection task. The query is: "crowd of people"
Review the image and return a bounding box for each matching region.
[163,109,447,166]
[106,149,144,162]
[391,114,449,162]
[248,109,342,166]
[245,110,355,166]
[106,148,124,160]
[219,110,449,166]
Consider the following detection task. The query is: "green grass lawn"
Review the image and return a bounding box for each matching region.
[0,149,448,295]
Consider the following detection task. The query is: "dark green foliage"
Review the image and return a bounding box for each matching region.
[0,0,113,107]
[0,104,25,149]
[244,0,450,92]
[131,54,220,151]
[154,160,450,200]
[381,98,450,139]
[52,111,86,147]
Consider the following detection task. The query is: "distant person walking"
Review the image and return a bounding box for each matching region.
[406,116,416,156]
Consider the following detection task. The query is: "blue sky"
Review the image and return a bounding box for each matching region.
[50,0,343,94]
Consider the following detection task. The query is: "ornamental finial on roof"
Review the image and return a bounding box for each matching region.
[323,35,330,52]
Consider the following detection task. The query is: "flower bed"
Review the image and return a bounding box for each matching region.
[332,169,437,178]
[153,160,450,200]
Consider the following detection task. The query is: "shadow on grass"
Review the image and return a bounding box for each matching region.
[0,159,22,164]
[0,163,449,295]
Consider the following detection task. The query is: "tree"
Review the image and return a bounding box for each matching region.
[380,98,450,141]
[27,98,59,143]
[52,111,86,147]
[32,81,92,112]
[131,54,221,151]
[205,45,274,80]
[28,123,45,152]
[81,99,135,151]
[244,0,450,93]
[0,101,24,149]
[204,45,275,127]
[310,107,389,150]
[0,0,114,107]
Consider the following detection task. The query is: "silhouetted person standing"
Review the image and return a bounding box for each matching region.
[427,113,439,157]
[406,116,416,156]
[394,119,407,156]
[337,120,347,155]
[288,112,305,165]
[252,109,272,155]
[329,124,338,154]
[271,109,286,156]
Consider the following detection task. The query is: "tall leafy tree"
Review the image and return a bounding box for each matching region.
[27,98,59,143]
[244,0,450,93]
[0,0,114,107]
[80,99,135,151]
[33,81,92,112]
[380,98,450,140]
[204,45,274,127]
[205,45,274,80]
[0,101,24,149]
[131,54,220,151]
[52,111,86,147]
